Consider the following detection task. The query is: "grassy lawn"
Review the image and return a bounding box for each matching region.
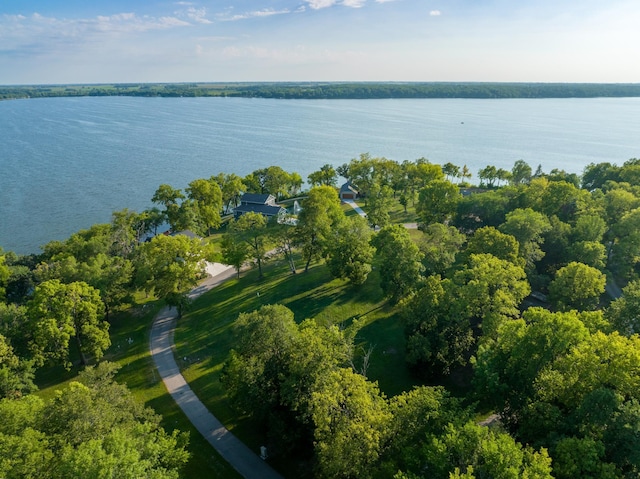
[173,254,421,476]
[351,198,420,224]
[35,296,241,479]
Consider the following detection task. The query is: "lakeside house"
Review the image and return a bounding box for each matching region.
[339,181,359,201]
[233,193,286,220]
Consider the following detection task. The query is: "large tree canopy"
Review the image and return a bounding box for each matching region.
[0,363,189,479]
[27,280,109,368]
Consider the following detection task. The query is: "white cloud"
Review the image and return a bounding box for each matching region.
[342,0,367,7]
[430,10,441,16]
[225,8,291,21]
[183,7,212,24]
[305,0,338,10]
[0,11,191,57]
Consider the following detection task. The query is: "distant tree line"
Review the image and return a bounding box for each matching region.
[3,82,640,100]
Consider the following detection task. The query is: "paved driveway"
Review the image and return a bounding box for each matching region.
[150,265,283,479]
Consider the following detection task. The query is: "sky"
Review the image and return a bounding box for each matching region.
[1,0,639,84]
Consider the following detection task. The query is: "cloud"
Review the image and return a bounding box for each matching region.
[305,0,338,9]
[0,11,192,58]
[430,10,441,16]
[342,0,367,7]
[183,7,212,24]
[224,8,291,21]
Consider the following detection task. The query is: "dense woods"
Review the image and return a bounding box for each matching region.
[3,154,640,477]
[3,82,640,101]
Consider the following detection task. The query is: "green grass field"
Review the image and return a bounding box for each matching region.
[172,255,420,476]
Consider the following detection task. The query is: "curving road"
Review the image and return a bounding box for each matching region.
[150,265,283,479]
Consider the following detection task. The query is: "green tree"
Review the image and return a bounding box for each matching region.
[0,303,29,359]
[412,160,444,190]
[220,234,249,279]
[308,164,338,187]
[402,276,474,376]
[499,208,551,272]
[473,308,590,423]
[416,180,461,225]
[250,166,296,199]
[0,363,189,479]
[462,226,522,267]
[109,208,141,257]
[383,386,466,475]
[185,178,223,235]
[272,220,298,274]
[345,153,376,199]
[0,334,36,399]
[27,280,109,367]
[366,183,394,229]
[419,223,466,276]
[511,159,532,185]
[417,422,553,479]
[288,171,304,197]
[552,436,618,479]
[229,211,269,279]
[478,165,498,187]
[582,162,621,190]
[453,253,530,338]
[295,186,344,272]
[455,188,514,233]
[611,207,640,278]
[325,215,375,285]
[222,306,353,453]
[222,305,299,423]
[212,172,245,213]
[568,241,606,270]
[548,262,606,311]
[372,225,424,303]
[0,251,11,300]
[135,234,207,317]
[310,367,391,479]
[442,162,460,182]
[602,186,640,229]
[606,279,640,335]
[151,183,185,231]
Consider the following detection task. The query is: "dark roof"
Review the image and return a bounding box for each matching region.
[240,193,274,205]
[234,204,285,217]
[340,181,358,193]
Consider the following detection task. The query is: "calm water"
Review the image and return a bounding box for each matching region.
[1,96,639,254]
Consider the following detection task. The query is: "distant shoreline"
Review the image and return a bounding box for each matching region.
[2,82,640,101]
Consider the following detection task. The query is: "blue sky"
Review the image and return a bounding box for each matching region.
[1,0,639,84]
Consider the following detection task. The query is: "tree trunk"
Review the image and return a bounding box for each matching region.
[75,333,89,366]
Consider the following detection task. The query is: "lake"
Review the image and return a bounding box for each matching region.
[1,96,639,255]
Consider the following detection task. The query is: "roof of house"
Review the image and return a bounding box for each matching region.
[234,203,285,217]
[240,193,275,205]
[340,181,358,194]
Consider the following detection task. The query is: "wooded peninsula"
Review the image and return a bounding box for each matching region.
[2,82,640,100]
[2,156,640,478]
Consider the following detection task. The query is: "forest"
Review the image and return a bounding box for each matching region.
[2,81,640,100]
[2,155,640,478]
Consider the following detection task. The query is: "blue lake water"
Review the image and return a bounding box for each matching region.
[1,96,639,255]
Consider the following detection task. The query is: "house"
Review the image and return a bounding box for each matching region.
[339,181,358,201]
[233,193,286,220]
